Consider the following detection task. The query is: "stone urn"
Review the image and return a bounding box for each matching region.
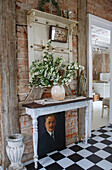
[51,85,65,101]
[6,134,26,170]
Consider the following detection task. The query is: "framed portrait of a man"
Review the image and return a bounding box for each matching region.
[38,112,65,157]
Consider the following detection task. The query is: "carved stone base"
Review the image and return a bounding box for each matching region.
[7,163,27,170]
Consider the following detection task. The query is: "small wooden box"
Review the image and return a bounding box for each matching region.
[93,94,100,101]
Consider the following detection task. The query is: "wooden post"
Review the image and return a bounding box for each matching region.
[77,0,88,140]
[0,0,20,168]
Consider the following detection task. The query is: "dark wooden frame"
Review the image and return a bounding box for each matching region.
[49,25,68,43]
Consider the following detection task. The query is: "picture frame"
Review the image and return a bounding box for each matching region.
[38,112,65,156]
[49,26,68,43]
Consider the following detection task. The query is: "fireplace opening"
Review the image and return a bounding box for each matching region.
[38,112,65,157]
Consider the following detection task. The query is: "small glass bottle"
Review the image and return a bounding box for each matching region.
[63,10,68,18]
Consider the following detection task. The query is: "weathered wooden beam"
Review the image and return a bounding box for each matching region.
[77,0,87,139]
[0,0,20,168]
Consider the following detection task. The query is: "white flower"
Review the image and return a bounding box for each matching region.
[29,39,85,88]
[43,58,47,61]
[53,82,57,85]
[68,79,71,83]
[68,66,70,69]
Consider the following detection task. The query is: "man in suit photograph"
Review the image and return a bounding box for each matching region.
[38,113,65,156]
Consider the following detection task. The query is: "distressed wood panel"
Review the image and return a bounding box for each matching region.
[0,0,20,168]
[77,0,87,138]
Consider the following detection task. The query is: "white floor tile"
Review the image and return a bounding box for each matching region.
[95,150,111,159]
[77,142,91,148]
[47,150,58,156]
[67,143,76,147]
[107,136,112,141]
[39,156,55,167]
[96,160,112,170]
[91,131,102,136]
[93,142,107,149]
[77,149,92,158]
[109,144,112,147]
[92,136,104,142]
[105,131,112,136]
[57,158,74,168]
[103,127,112,131]
[59,148,74,156]
[76,159,94,169]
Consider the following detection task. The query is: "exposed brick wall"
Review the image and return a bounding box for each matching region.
[87,0,112,22]
[65,110,78,145]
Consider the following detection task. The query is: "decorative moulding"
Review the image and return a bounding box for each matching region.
[27,9,78,32]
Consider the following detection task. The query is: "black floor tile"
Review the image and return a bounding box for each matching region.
[101,139,112,145]
[107,125,112,128]
[49,152,65,161]
[68,153,83,162]
[26,162,42,170]
[87,165,104,170]
[99,134,110,138]
[87,154,102,164]
[86,146,100,153]
[91,134,96,138]
[88,139,98,145]
[46,162,63,170]
[105,155,112,163]
[69,145,83,152]
[97,129,107,133]
[103,146,112,154]
[66,163,84,170]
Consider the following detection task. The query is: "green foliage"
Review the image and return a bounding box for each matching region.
[40,0,61,16]
[29,40,84,88]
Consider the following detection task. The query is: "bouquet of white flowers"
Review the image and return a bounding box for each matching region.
[29,40,84,88]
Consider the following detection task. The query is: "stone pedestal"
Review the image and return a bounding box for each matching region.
[6,134,27,170]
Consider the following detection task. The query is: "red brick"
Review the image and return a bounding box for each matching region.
[42,92,51,98]
[18,72,29,79]
[24,145,33,154]
[18,39,28,47]
[18,52,28,59]
[18,86,29,93]
[18,79,29,86]
[17,32,27,39]
[17,58,28,66]
[18,66,29,73]
[18,46,28,53]
[18,93,29,101]
[17,26,26,33]
[21,127,32,135]
[20,115,32,128]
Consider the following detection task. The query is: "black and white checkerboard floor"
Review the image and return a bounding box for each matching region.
[26,125,112,170]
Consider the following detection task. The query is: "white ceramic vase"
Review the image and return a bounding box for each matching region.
[51,85,65,101]
[6,134,26,170]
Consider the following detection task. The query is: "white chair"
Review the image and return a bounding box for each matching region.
[0,166,3,170]
[102,97,110,118]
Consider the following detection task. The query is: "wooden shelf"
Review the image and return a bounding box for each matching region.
[27,9,78,26]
